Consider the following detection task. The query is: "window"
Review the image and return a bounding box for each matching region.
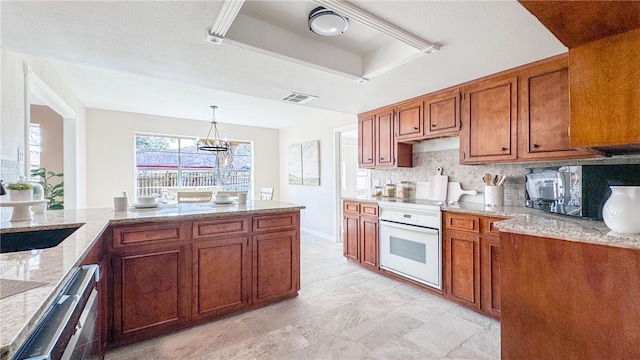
[135,134,252,198]
[29,124,42,169]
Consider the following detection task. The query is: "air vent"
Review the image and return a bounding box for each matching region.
[280,92,318,104]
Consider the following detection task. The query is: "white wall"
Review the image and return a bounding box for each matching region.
[279,113,356,240]
[0,50,87,207]
[85,109,280,208]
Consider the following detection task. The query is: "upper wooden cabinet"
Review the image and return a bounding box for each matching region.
[517,56,594,160]
[425,89,461,137]
[460,76,518,164]
[396,98,424,141]
[569,28,640,152]
[358,107,412,169]
[518,1,640,48]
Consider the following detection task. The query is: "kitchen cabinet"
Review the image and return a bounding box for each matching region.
[501,231,640,359]
[425,88,461,137]
[106,211,301,348]
[517,56,594,160]
[460,76,518,164]
[358,108,412,169]
[443,212,506,318]
[111,244,192,346]
[343,200,379,271]
[396,98,424,141]
[569,28,640,152]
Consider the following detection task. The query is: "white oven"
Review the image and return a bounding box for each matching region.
[378,201,442,290]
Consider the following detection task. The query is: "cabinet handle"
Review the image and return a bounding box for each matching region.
[532,144,540,148]
[380,157,385,160]
[431,124,437,127]
[368,158,372,161]
[413,127,419,130]
[500,147,508,151]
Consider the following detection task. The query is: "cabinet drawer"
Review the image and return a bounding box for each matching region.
[343,201,360,214]
[481,217,506,236]
[193,217,249,239]
[444,213,480,233]
[112,222,189,248]
[360,204,379,217]
[252,212,298,232]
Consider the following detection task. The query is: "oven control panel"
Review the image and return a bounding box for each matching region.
[379,209,441,229]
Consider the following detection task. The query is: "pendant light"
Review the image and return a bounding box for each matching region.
[197,105,229,152]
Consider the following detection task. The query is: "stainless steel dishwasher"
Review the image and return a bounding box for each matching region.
[13,264,100,360]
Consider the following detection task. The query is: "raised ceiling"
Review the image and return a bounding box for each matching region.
[1,1,566,129]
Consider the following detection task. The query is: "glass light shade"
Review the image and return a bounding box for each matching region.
[309,7,348,36]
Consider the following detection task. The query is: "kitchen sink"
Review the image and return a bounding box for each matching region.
[0,226,82,253]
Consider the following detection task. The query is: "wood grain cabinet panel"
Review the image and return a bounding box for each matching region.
[343,201,360,214]
[252,213,297,232]
[518,56,594,160]
[396,98,424,141]
[252,230,300,303]
[112,246,191,344]
[342,201,379,270]
[192,218,248,239]
[480,235,501,318]
[376,108,396,167]
[445,213,480,233]
[461,76,518,164]
[444,230,480,308]
[112,222,189,248]
[426,89,460,137]
[192,237,250,319]
[569,28,640,151]
[358,114,376,168]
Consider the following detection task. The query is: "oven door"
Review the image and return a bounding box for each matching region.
[379,220,441,290]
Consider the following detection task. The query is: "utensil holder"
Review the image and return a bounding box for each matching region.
[484,186,504,207]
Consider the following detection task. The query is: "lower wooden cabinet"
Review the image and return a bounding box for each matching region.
[443,212,506,318]
[343,200,379,271]
[193,237,251,320]
[111,245,192,345]
[107,211,301,348]
[253,230,300,303]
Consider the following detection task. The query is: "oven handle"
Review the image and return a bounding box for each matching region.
[379,219,439,234]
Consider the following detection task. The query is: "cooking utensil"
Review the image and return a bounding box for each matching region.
[497,175,507,186]
[447,182,478,202]
[484,173,493,186]
[430,167,449,201]
[493,175,498,185]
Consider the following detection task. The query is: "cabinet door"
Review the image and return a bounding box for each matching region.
[480,235,501,318]
[359,215,378,269]
[426,89,460,137]
[343,214,359,261]
[375,108,395,167]
[461,77,517,164]
[396,98,424,141]
[252,230,300,303]
[192,237,250,320]
[112,245,191,344]
[444,230,480,309]
[518,56,594,160]
[358,114,376,168]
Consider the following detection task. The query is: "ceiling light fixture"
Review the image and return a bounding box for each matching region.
[197,105,229,152]
[308,6,349,36]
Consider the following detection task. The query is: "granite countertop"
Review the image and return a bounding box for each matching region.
[0,200,304,359]
[342,196,640,250]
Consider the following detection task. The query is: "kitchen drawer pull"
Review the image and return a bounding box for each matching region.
[532,144,540,148]
[500,147,508,151]
[413,126,419,130]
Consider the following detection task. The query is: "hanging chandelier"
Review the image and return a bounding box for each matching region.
[197,105,229,152]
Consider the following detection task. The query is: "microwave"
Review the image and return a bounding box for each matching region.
[525,165,640,219]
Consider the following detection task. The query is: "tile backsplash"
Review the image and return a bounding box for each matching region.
[371,141,640,206]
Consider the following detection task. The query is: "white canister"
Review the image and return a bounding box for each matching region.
[484,186,504,207]
[602,186,640,234]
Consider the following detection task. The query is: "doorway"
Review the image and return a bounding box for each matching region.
[334,124,369,243]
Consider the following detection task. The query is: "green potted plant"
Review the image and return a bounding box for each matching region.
[6,182,34,201]
[30,168,64,210]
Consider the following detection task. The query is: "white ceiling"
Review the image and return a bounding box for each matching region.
[0,0,566,129]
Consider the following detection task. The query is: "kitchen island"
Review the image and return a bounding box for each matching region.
[0,200,304,359]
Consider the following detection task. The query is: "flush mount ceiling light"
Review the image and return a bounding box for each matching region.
[308,6,349,36]
[197,105,229,152]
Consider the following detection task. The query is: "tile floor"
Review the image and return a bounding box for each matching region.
[106,232,500,359]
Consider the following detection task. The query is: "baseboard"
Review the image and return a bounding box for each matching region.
[300,227,336,242]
